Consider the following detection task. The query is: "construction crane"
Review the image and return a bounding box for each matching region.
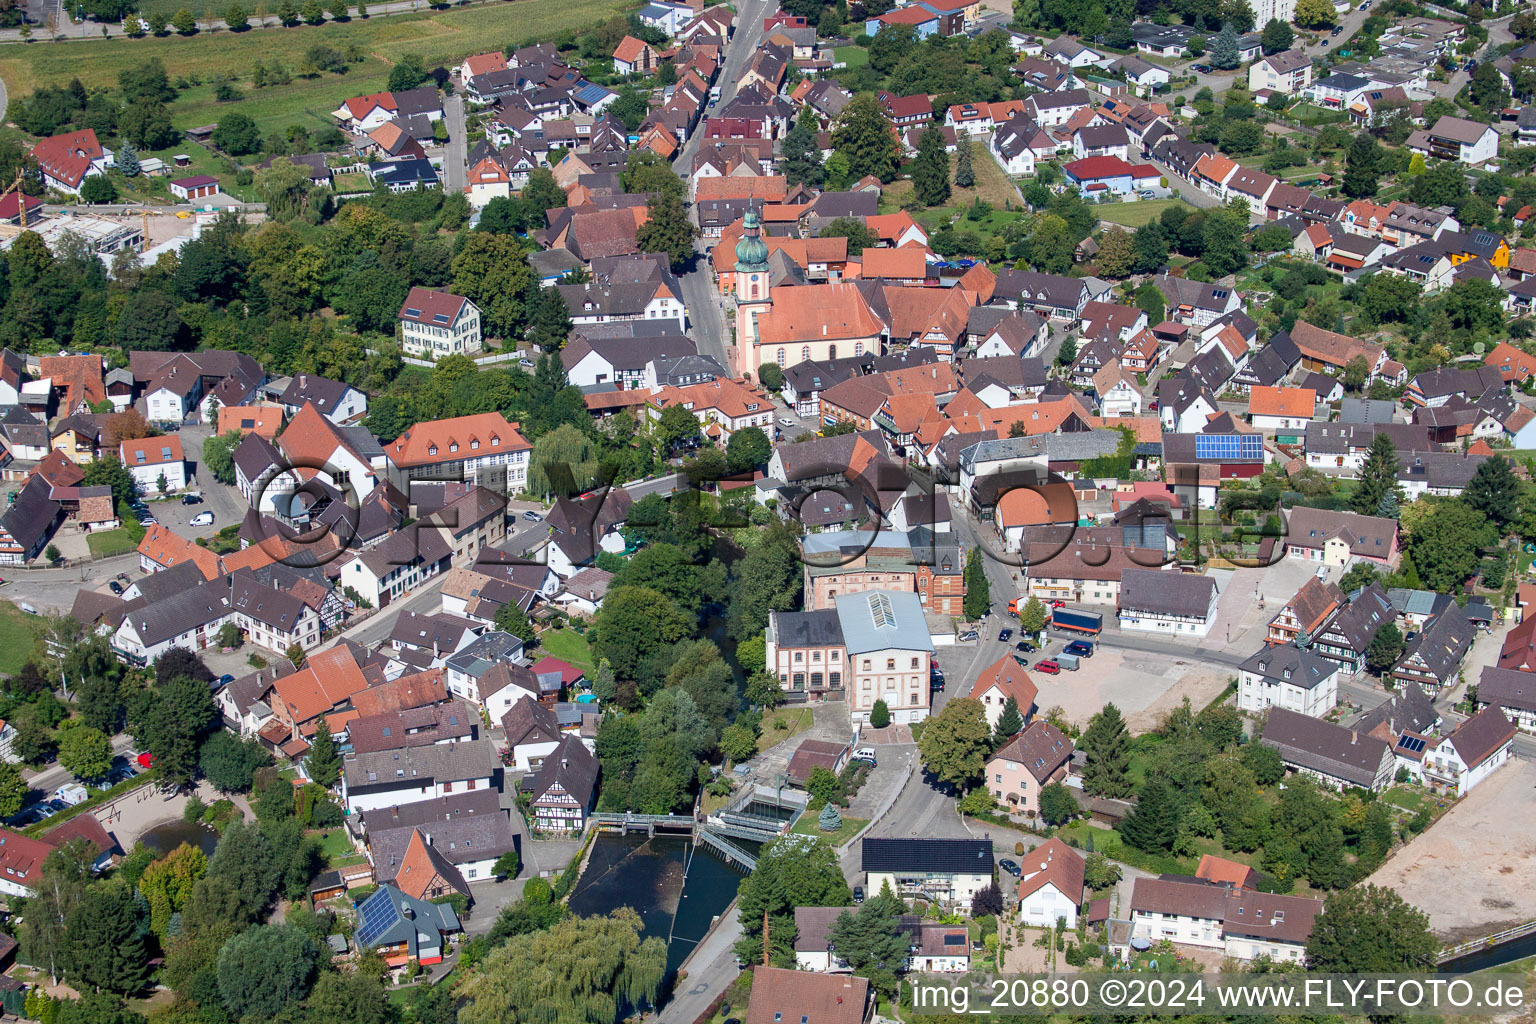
[1,171,30,229]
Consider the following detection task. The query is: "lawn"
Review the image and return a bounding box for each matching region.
[833,45,867,68]
[0,0,634,121]
[539,627,594,677]
[87,527,142,558]
[312,827,355,861]
[756,705,813,753]
[1383,785,1426,813]
[1055,820,1198,877]
[881,144,1024,228]
[0,601,36,675]
[792,808,869,845]
[1096,197,1196,228]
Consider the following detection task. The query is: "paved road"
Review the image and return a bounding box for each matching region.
[625,472,687,500]
[679,259,731,371]
[673,0,773,177]
[443,93,468,194]
[20,734,136,807]
[659,903,745,1024]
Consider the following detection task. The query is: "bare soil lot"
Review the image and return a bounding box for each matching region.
[1366,757,1536,941]
[1034,649,1229,733]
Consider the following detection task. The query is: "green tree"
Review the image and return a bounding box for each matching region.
[1029,214,1074,275]
[1343,131,1382,199]
[1018,595,1048,634]
[1038,782,1078,825]
[306,715,341,787]
[635,191,697,271]
[1260,17,1293,52]
[912,126,951,207]
[1208,22,1240,69]
[726,426,771,472]
[201,430,243,485]
[593,587,693,678]
[1201,205,1250,276]
[129,673,216,787]
[962,546,990,620]
[870,699,890,729]
[1351,431,1399,515]
[1135,282,1166,324]
[1471,61,1506,111]
[212,112,262,156]
[757,362,785,391]
[819,216,879,255]
[80,176,118,204]
[1095,228,1135,278]
[953,139,975,188]
[1118,779,1183,852]
[1294,0,1336,26]
[66,883,150,994]
[171,6,196,32]
[527,287,572,353]
[0,762,24,819]
[116,145,141,178]
[1306,884,1437,971]
[734,836,851,966]
[831,94,901,182]
[304,971,392,1024]
[225,2,248,26]
[387,52,429,91]
[916,697,991,788]
[827,888,909,993]
[1366,622,1405,676]
[1084,852,1121,890]
[461,909,665,1024]
[1464,455,1521,530]
[995,696,1024,740]
[1404,497,1497,592]
[216,925,322,1016]
[199,731,271,792]
[138,842,207,937]
[57,726,112,781]
[450,231,535,339]
[1080,703,1133,798]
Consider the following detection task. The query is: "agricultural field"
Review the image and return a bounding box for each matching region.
[0,0,631,131]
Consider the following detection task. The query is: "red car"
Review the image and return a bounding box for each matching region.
[1035,660,1061,674]
[1049,600,1066,608]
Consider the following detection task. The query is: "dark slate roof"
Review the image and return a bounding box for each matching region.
[1118,568,1216,618]
[528,735,598,806]
[862,837,994,874]
[772,608,844,645]
[1238,645,1337,690]
[1260,707,1390,789]
[1398,601,1474,683]
[1477,666,1536,714]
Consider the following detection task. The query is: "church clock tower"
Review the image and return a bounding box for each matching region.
[733,205,772,374]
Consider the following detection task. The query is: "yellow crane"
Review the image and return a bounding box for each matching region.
[1,171,30,229]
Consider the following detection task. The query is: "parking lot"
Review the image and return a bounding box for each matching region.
[9,752,147,827]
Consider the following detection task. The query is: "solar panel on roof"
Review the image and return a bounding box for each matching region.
[405,307,422,317]
[432,314,451,323]
[1396,735,1426,754]
[355,890,399,948]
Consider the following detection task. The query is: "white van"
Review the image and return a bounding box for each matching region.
[852,747,877,763]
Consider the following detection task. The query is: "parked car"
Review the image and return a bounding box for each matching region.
[998,628,1013,642]
[778,417,796,428]
[957,630,979,642]
[930,677,945,691]
[1049,599,1066,608]
[180,494,203,505]
[190,511,215,527]
[853,886,865,903]
[219,674,236,686]
[522,510,543,522]
[1035,660,1062,674]
[999,859,1021,877]
[1015,641,1036,653]
[1138,190,1157,199]
[1064,640,1095,658]
[1191,63,1213,73]
[108,580,124,595]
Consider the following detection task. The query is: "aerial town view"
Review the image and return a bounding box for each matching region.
[0,0,1534,1017]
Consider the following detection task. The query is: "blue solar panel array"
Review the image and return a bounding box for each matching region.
[356,888,400,949]
[1195,433,1262,461]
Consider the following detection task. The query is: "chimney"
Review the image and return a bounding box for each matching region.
[424,832,432,845]
[1350,731,1357,745]
[561,757,569,769]
[300,374,307,389]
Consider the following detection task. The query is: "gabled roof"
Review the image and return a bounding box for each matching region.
[393,828,471,900]
[386,413,530,467]
[990,720,1072,781]
[1443,704,1516,767]
[1260,707,1390,788]
[1016,836,1085,903]
[862,837,993,874]
[975,653,1039,713]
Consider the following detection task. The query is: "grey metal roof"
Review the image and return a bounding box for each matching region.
[770,608,844,647]
[834,590,932,655]
[342,738,500,790]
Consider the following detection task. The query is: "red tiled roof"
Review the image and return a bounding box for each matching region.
[31,130,104,189]
[398,287,469,327]
[386,412,530,468]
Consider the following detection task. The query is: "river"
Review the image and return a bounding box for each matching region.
[566,832,750,980]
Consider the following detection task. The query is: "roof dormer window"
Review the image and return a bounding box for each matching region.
[450,443,459,453]
[429,445,438,456]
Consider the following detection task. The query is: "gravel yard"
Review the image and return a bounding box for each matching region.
[1033,649,1231,733]
[1366,756,1536,942]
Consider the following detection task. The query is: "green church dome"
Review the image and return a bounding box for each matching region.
[734,207,769,273]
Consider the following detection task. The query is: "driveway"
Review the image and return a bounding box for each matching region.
[443,94,468,194]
